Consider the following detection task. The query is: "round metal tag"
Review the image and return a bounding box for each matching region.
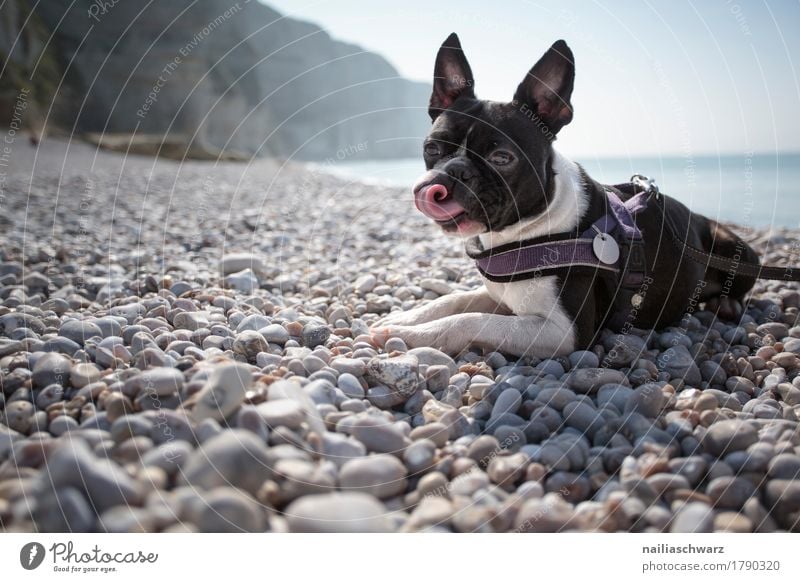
[593,233,620,264]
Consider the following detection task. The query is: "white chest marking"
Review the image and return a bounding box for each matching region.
[477,149,586,330]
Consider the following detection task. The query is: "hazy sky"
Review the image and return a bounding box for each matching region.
[265,0,800,157]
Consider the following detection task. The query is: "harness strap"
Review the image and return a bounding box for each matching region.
[465,237,619,281]
[653,195,800,282]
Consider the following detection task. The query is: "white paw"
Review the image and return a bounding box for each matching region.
[371,321,466,356]
[375,308,428,327]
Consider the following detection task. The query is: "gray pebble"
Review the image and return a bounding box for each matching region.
[193,363,253,422]
[671,502,714,533]
[59,319,103,346]
[339,454,408,498]
[179,429,275,495]
[702,420,759,457]
[285,493,391,532]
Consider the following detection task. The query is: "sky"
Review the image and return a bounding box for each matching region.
[264,0,800,158]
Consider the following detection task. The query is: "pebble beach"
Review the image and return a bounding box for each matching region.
[1,139,799,533]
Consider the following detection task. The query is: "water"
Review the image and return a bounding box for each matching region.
[314,153,800,227]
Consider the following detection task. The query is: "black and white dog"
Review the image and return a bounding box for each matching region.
[372,34,758,358]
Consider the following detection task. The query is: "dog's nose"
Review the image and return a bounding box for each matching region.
[445,161,475,183]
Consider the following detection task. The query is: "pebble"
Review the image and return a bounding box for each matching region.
[702,420,759,456]
[366,354,421,398]
[491,388,522,417]
[410,422,449,448]
[192,362,253,422]
[31,352,70,388]
[624,383,664,418]
[302,322,330,348]
[349,415,410,454]
[232,330,269,360]
[59,319,103,345]
[2,401,34,433]
[671,502,714,533]
[656,346,702,386]
[562,401,604,437]
[569,350,600,369]
[43,437,139,511]
[339,454,408,498]
[33,487,95,532]
[173,311,209,331]
[137,367,184,397]
[319,432,367,468]
[180,430,275,495]
[337,373,366,398]
[220,253,266,276]
[407,347,457,374]
[285,493,392,532]
[567,368,629,394]
[196,488,266,532]
[706,476,754,509]
[768,453,800,479]
[260,323,289,344]
[515,494,575,532]
[257,399,305,430]
[403,439,436,473]
[70,363,101,388]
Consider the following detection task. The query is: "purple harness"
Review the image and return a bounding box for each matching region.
[465,180,654,288]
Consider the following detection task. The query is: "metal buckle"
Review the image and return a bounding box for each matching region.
[630,174,660,198]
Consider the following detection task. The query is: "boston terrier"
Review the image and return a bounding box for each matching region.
[372,33,759,358]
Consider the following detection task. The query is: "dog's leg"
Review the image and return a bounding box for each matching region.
[372,311,575,358]
[375,288,510,327]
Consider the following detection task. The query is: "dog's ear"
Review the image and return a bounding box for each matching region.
[429,33,475,121]
[513,40,575,135]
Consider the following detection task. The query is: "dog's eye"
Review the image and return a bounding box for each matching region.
[489,150,514,166]
[424,142,442,157]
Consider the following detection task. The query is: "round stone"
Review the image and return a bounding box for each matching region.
[256,399,305,430]
[624,383,664,418]
[32,352,70,388]
[567,368,629,394]
[137,367,184,397]
[706,476,755,510]
[192,363,253,422]
[179,430,275,496]
[671,502,714,533]
[768,453,800,479]
[285,493,392,533]
[233,330,269,360]
[196,488,266,533]
[702,420,759,457]
[339,454,408,499]
[59,319,103,346]
[70,363,101,388]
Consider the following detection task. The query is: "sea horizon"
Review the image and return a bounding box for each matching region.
[312,151,800,228]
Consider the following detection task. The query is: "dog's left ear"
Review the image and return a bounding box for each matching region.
[429,33,475,121]
[513,40,575,135]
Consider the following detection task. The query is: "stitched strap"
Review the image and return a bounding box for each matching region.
[468,238,619,278]
[654,196,800,282]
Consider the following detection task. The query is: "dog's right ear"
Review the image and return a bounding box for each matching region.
[429,33,475,121]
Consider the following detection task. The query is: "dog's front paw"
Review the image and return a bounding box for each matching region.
[371,322,466,356]
[375,308,427,327]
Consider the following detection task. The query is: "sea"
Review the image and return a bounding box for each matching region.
[313,153,800,228]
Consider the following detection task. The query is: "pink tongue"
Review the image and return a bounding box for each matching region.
[414,184,466,221]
